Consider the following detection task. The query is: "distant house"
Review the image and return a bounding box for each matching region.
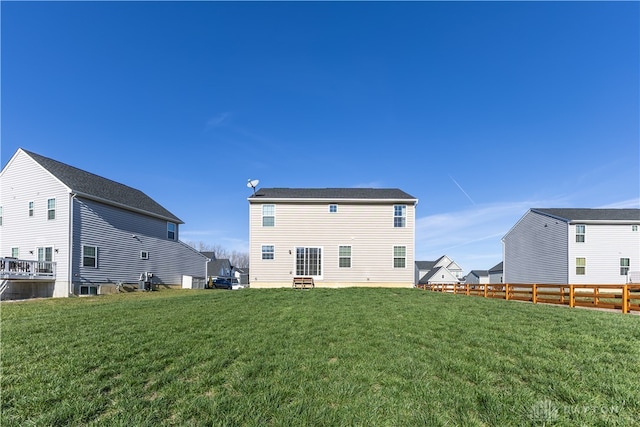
[488,262,503,284]
[502,208,640,284]
[207,258,233,279]
[414,255,464,285]
[465,270,489,285]
[0,148,208,299]
[248,188,418,288]
[234,267,250,285]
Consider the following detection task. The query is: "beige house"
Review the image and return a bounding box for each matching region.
[248,188,418,288]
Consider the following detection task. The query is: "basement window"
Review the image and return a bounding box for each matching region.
[80,285,98,295]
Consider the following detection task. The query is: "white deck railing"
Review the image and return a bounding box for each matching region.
[0,257,56,280]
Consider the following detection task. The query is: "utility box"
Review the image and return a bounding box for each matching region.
[139,272,153,291]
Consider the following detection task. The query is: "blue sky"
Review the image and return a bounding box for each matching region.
[2,1,638,274]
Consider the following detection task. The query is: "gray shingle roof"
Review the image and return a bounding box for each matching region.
[469,270,489,278]
[488,262,503,273]
[532,208,640,222]
[24,149,182,223]
[415,260,437,270]
[250,188,417,201]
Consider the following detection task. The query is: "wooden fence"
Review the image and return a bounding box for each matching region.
[416,283,640,314]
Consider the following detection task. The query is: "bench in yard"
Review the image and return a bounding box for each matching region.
[292,277,314,289]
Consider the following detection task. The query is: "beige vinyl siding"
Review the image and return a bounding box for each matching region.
[0,150,71,296]
[249,201,415,287]
[568,223,640,284]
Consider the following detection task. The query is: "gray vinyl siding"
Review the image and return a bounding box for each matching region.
[73,198,207,286]
[503,210,568,284]
[0,150,71,296]
[249,201,415,286]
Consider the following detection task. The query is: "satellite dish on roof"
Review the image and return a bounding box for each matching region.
[247,179,259,196]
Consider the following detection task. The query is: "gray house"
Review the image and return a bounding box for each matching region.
[503,208,640,284]
[465,270,489,285]
[0,148,208,299]
[488,262,503,284]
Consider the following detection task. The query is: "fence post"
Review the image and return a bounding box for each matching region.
[484,284,488,298]
[622,284,629,314]
[466,284,470,296]
[532,284,537,304]
[505,284,510,301]
[569,286,575,308]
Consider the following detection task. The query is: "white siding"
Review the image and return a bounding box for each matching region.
[503,210,568,284]
[568,223,640,284]
[0,150,71,296]
[249,201,415,287]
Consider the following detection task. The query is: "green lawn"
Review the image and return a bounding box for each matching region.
[2,288,639,426]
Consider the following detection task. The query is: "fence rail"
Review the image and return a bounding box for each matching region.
[417,283,640,314]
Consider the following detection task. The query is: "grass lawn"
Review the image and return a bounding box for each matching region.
[2,288,639,426]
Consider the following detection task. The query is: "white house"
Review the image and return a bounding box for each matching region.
[248,188,418,288]
[414,255,464,285]
[502,208,640,284]
[0,148,208,299]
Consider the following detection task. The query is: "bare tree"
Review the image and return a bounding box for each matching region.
[183,240,249,268]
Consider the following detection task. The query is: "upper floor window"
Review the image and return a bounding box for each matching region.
[329,204,338,213]
[620,258,630,276]
[82,245,98,268]
[339,245,351,268]
[140,251,149,260]
[0,206,3,226]
[47,198,56,220]
[576,257,586,275]
[11,247,19,258]
[394,205,406,228]
[575,224,585,242]
[167,222,176,240]
[393,246,406,268]
[29,201,34,217]
[262,205,275,227]
[633,225,638,232]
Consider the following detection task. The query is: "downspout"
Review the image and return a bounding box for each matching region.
[68,193,76,296]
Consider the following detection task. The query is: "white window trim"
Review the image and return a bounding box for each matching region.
[575,224,586,243]
[140,250,149,260]
[82,245,98,268]
[262,204,276,227]
[393,205,406,228]
[261,244,275,261]
[393,245,407,269]
[47,198,56,220]
[620,258,630,276]
[11,247,19,258]
[28,201,34,218]
[294,246,323,279]
[338,245,351,268]
[167,222,176,240]
[79,285,98,296]
[329,204,338,213]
